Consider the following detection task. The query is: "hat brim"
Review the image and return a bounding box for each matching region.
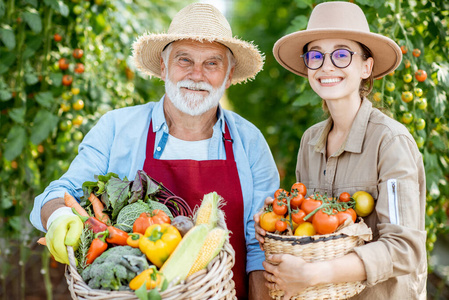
[132,33,264,85]
[273,29,402,79]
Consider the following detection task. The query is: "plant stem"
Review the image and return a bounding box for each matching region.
[40,6,53,91]
[41,248,53,300]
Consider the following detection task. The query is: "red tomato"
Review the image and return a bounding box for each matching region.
[312,210,339,235]
[301,197,322,223]
[74,63,85,74]
[54,33,62,42]
[272,198,288,216]
[291,182,307,196]
[290,193,305,209]
[62,75,73,86]
[73,48,84,59]
[336,208,357,225]
[339,192,351,203]
[58,58,69,70]
[291,209,306,225]
[415,70,427,82]
[274,188,289,200]
[275,220,288,232]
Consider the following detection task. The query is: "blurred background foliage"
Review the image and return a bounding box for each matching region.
[0,0,448,298]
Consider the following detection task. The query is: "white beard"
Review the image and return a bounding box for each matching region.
[165,76,227,116]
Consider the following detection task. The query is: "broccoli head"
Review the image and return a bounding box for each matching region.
[81,245,149,291]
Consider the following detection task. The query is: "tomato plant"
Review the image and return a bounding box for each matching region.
[74,63,85,74]
[53,33,62,42]
[62,75,73,86]
[412,48,421,57]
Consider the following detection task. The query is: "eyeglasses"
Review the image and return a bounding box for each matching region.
[301,49,364,70]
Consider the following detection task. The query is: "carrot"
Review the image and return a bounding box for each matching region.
[64,192,89,217]
[37,237,47,246]
[89,193,110,224]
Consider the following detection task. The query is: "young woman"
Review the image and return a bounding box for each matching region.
[254,2,427,299]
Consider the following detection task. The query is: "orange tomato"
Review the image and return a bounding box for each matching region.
[336,208,357,225]
[260,211,283,232]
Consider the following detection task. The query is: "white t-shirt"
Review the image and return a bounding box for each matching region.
[159,134,210,161]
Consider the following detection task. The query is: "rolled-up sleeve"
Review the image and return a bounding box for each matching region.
[30,113,114,232]
[353,134,426,286]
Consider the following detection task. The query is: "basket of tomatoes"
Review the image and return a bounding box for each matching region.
[261,183,373,300]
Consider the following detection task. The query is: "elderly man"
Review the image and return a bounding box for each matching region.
[30,3,279,300]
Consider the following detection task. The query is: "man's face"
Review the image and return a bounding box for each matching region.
[161,40,234,116]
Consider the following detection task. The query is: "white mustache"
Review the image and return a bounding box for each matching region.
[177,80,213,92]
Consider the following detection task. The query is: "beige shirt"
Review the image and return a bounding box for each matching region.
[296,98,427,299]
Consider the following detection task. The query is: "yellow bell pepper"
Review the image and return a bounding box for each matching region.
[127,232,142,248]
[129,266,162,290]
[139,223,182,268]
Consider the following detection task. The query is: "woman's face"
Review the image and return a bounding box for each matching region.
[306,39,373,103]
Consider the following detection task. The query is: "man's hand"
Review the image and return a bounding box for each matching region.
[253,196,274,250]
[45,215,83,265]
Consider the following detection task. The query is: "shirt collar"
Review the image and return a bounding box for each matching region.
[344,97,372,153]
[151,95,226,134]
[309,97,372,155]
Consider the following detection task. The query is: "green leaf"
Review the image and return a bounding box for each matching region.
[0,51,16,68]
[293,0,313,9]
[0,0,5,19]
[25,73,39,85]
[58,1,69,17]
[23,10,42,33]
[50,72,63,87]
[105,177,132,219]
[432,88,446,118]
[147,288,161,300]
[4,125,27,161]
[30,110,58,145]
[35,91,53,108]
[292,88,321,107]
[8,107,26,124]
[285,15,308,34]
[23,36,42,59]
[434,62,449,88]
[0,89,12,101]
[0,26,16,50]
[24,0,38,7]
[134,282,149,300]
[25,157,41,188]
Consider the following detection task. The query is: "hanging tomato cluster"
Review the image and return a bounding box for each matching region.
[260,183,374,237]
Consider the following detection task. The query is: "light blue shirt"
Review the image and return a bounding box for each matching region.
[30,96,280,273]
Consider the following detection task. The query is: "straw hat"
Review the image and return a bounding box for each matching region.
[132,3,264,85]
[273,1,402,79]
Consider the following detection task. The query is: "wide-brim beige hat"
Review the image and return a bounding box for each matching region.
[132,3,264,85]
[273,1,402,79]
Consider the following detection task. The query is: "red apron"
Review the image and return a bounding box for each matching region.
[143,121,248,299]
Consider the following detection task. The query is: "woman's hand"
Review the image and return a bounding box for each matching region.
[254,196,274,251]
[263,254,314,300]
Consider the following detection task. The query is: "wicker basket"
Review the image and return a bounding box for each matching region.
[264,220,372,300]
[65,215,237,300]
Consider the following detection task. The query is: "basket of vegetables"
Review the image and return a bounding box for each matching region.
[63,170,237,300]
[261,183,373,300]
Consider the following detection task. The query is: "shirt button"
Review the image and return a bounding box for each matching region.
[155,126,159,130]
[163,125,167,130]
[156,147,161,151]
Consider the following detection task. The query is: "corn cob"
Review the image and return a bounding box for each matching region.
[187,227,228,276]
[195,192,223,229]
[159,224,209,285]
